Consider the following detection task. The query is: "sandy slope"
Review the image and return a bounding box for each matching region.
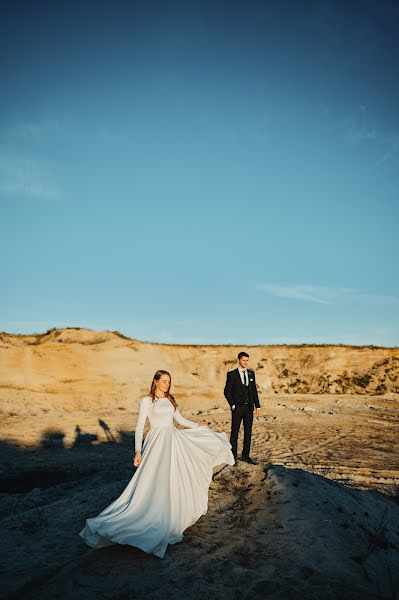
[0,328,398,421]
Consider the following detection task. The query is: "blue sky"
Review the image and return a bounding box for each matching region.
[1,0,398,346]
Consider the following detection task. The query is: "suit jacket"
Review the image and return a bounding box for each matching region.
[224,368,260,410]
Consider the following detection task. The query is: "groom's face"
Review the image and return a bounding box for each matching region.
[238,356,249,369]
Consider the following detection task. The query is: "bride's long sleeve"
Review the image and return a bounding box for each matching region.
[135,397,150,452]
[173,407,200,429]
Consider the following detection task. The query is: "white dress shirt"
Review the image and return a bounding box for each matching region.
[238,365,249,386]
[232,366,249,410]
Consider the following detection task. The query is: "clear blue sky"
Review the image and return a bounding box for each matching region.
[1,0,398,346]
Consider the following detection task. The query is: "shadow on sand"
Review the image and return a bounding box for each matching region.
[0,419,135,494]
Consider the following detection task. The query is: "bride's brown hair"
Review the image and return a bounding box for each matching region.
[149,370,178,409]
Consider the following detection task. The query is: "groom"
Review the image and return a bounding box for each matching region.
[224,351,261,465]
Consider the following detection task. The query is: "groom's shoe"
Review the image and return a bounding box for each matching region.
[241,456,258,465]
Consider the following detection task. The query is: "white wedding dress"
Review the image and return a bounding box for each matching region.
[79,395,235,558]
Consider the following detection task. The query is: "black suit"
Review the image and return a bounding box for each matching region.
[224,368,260,459]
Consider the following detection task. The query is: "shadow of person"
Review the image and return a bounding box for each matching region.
[40,428,66,449]
[72,424,98,447]
[98,418,117,444]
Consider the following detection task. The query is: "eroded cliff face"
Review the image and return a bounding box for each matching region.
[269,353,398,395]
[0,327,397,417]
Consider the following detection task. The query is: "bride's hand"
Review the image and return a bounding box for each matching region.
[133,451,142,467]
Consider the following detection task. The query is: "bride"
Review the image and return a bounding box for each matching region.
[79,369,235,558]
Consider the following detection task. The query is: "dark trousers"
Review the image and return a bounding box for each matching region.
[230,404,253,458]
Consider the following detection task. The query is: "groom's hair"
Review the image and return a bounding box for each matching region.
[237,351,249,359]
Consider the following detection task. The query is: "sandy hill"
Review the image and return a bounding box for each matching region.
[0,327,398,418]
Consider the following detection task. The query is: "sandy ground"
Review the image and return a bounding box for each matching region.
[1,394,398,600]
[2,392,398,491]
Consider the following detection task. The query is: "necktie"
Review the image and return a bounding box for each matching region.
[243,370,247,386]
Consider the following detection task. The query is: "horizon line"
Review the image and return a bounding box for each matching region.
[1,326,398,350]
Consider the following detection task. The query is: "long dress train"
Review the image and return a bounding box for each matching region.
[79,395,235,558]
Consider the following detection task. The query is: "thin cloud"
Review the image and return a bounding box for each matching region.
[373,132,399,167]
[0,117,66,202]
[0,151,61,201]
[8,117,61,140]
[0,181,60,201]
[347,105,377,144]
[255,283,344,304]
[256,283,399,305]
[345,106,399,167]
[352,292,399,305]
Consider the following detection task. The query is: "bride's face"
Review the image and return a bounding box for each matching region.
[156,374,170,394]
